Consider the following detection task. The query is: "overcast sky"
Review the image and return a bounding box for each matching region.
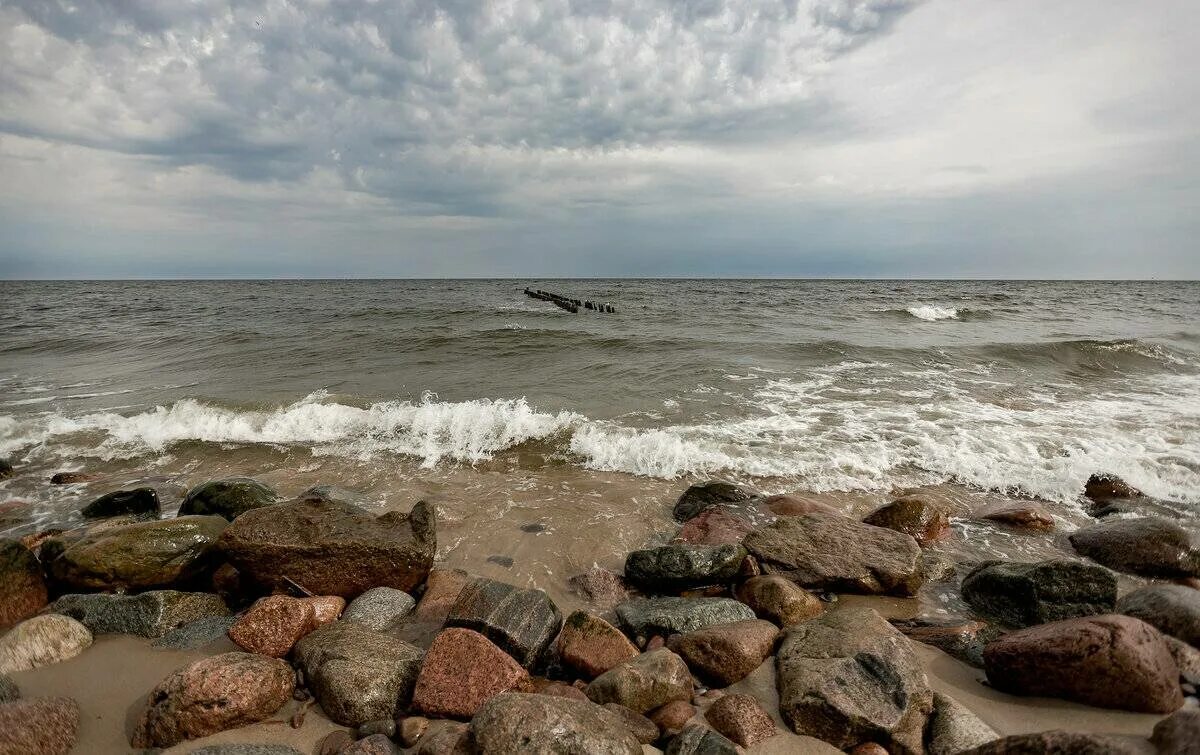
[1,0,1196,278]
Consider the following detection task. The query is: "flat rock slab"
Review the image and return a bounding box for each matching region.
[445,578,562,668]
[1117,584,1200,647]
[1069,517,1200,578]
[0,614,93,674]
[960,559,1116,628]
[585,648,693,714]
[744,514,924,596]
[624,543,747,592]
[469,692,642,754]
[411,628,528,719]
[615,597,755,640]
[0,696,79,755]
[52,590,230,638]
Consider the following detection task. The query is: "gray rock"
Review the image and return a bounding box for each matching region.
[1117,584,1200,648]
[776,607,932,753]
[665,726,739,755]
[343,586,416,630]
[293,621,424,726]
[585,648,693,713]
[0,674,18,703]
[926,692,998,755]
[1070,517,1200,578]
[445,578,562,668]
[0,614,93,674]
[152,615,239,650]
[961,559,1117,628]
[469,692,641,755]
[673,481,758,522]
[53,590,230,638]
[179,477,279,520]
[615,597,755,640]
[743,513,924,596]
[81,487,161,519]
[624,543,747,592]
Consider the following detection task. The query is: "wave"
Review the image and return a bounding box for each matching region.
[984,338,1197,372]
[906,304,959,321]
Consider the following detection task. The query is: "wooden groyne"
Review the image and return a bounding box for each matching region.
[524,288,616,314]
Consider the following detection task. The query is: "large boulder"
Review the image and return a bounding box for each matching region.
[1117,584,1200,647]
[179,478,279,520]
[776,607,933,753]
[743,514,924,596]
[469,692,641,754]
[556,611,639,679]
[131,652,294,748]
[411,628,528,719]
[46,515,227,591]
[444,578,562,668]
[293,622,424,726]
[862,497,951,547]
[0,614,93,674]
[615,597,755,640]
[52,590,230,638]
[1069,517,1200,578]
[81,487,160,519]
[983,614,1183,713]
[735,574,824,626]
[673,481,758,522]
[585,648,693,713]
[0,697,79,755]
[0,539,48,628]
[227,595,317,657]
[624,543,747,592]
[960,560,1117,628]
[218,497,436,598]
[668,619,779,686]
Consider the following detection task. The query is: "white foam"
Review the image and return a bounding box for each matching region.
[906,304,959,321]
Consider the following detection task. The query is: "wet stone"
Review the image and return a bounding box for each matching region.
[52,590,230,638]
[444,577,562,668]
[615,597,756,640]
[343,586,416,631]
[961,559,1117,628]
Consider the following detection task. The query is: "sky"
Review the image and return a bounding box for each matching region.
[0,0,1197,279]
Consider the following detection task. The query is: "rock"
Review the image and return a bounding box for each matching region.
[650,699,696,736]
[762,494,841,517]
[445,577,562,668]
[0,674,17,703]
[625,543,747,592]
[469,692,642,754]
[217,497,436,598]
[152,615,239,650]
[49,471,98,485]
[983,614,1183,713]
[604,703,659,744]
[46,515,227,591]
[304,595,346,626]
[343,734,402,755]
[131,652,294,748]
[191,747,304,755]
[776,607,932,753]
[926,692,998,755]
[863,497,951,546]
[1164,635,1200,685]
[704,693,777,747]
[919,553,958,583]
[0,459,11,479]
[0,539,48,628]
[568,567,629,611]
[414,721,469,755]
[356,717,397,738]
[411,628,528,719]
[976,501,1055,531]
[318,730,355,755]
[343,586,416,630]
[0,614,92,674]
[1070,517,1200,578]
[891,619,1001,668]
[665,726,739,755]
[179,477,279,519]
[744,514,925,596]
[399,716,430,746]
[673,481,758,522]
[735,574,823,626]
[849,745,891,755]
[668,619,778,686]
[525,678,588,701]
[615,597,756,640]
[0,697,79,755]
[52,590,230,637]
[959,731,1153,755]
[1152,709,1200,755]
[412,568,471,623]
[1117,584,1200,647]
[293,621,424,726]
[586,648,693,713]
[557,610,639,678]
[80,487,160,519]
[228,595,317,657]
[672,509,754,546]
[961,559,1117,628]
[1085,473,1143,501]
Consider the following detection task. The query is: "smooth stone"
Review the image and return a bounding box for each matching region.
[399,715,430,746]
[960,731,1154,755]
[961,559,1117,628]
[568,567,629,611]
[444,577,562,668]
[615,597,755,640]
[673,481,758,522]
[343,586,416,630]
[46,515,227,591]
[672,509,754,546]
[179,477,279,519]
[0,697,80,755]
[469,692,642,754]
[228,595,317,657]
[862,497,951,547]
[776,607,932,753]
[152,615,239,650]
[983,614,1183,713]
[0,614,93,674]
[0,538,48,628]
[218,497,436,598]
[557,610,639,679]
[734,575,823,626]
[52,590,230,637]
[926,692,999,755]
[318,730,355,755]
[586,648,693,714]
[668,619,779,686]
[665,726,739,755]
[343,734,402,755]
[293,622,424,726]
[1070,517,1200,578]
[1151,709,1200,755]
[704,693,778,747]
[625,543,747,592]
[411,628,528,719]
[743,513,924,596]
[131,652,294,748]
[1117,584,1200,647]
[603,703,659,744]
[0,674,17,703]
[304,595,346,626]
[81,487,160,519]
[975,501,1055,531]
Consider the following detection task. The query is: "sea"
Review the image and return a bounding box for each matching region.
[2,279,1198,609]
